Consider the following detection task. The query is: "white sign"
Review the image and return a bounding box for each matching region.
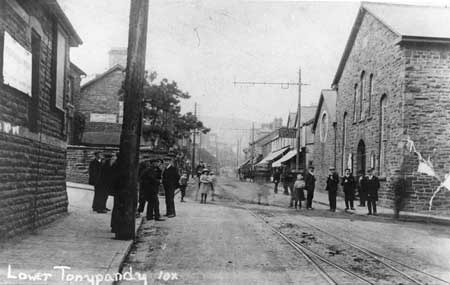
[90,113,117,123]
[55,30,66,111]
[3,32,32,96]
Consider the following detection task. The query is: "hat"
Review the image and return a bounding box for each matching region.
[309,166,315,170]
[329,167,335,170]
[202,168,210,174]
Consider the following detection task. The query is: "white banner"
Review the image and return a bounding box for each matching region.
[3,31,32,96]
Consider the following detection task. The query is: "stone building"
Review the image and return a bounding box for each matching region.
[312,90,337,191]
[66,62,86,144]
[0,0,81,237]
[78,63,125,145]
[330,2,450,213]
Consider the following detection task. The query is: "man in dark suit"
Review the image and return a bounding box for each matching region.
[140,159,164,221]
[342,168,356,210]
[89,151,103,212]
[305,166,316,210]
[326,167,339,212]
[162,157,180,218]
[362,168,380,215]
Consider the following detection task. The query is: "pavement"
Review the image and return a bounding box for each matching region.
[222,179,450,225]
[0,182,143,285]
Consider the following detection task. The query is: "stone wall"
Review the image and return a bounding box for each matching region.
[334,11,450,215]
[0,1,74,238]
[313,101,337,192]
[66,145,169,184]
[401,42,450,214]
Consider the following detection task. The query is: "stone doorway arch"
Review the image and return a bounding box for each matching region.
[357,140,366,176]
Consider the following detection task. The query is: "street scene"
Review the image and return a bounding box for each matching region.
[1,0,450,284]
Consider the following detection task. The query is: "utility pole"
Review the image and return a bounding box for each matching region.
[191,102,197,178]
[215,135,219,173]
[236,138,241,178]
[251,122,255,168]
[233,67,307,172]
[296,68,302,172]
[115,0,149,240]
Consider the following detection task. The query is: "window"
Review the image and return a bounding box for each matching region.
[359,71,365,120]
[353,84,357,122]
[368,74,373,115]
[342,112,347,175]
[379,94,387,176]
[118,101,124,123]
[347,153,353,173]
[320,112,328,142]
[370,151,376,170]
[67,76,74,106]
[53,27,67,111]
[29,29,41,132]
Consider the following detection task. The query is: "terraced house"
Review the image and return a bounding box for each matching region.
[0,0,82,237]
[330,2,450,214]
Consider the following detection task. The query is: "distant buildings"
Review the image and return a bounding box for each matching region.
[0,0,81,237]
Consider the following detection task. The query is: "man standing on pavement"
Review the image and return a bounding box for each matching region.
[342,168,356,211]
[357,170,367,207]
[364,168,380,215]
[140,159,164,221]
[162,157,180,218]
[305,166,316,210]
[326,167,339,212]
[273,168,281,194]
[89,151,103,212]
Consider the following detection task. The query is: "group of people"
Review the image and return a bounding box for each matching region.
[88,152,189,227]
[195,161,217,203]
[276,166,380,215]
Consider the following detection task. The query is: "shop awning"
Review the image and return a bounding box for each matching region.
[256,147,289,166]
[239,159,251,169]
[272,150,297,168]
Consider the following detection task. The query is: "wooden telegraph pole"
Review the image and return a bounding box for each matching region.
[191,102,197,178]
[115,0,149,240]
[295,68,302,172]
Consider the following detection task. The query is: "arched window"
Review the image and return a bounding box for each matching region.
[359,71,365,120]
[379,94,387,176]
[368,73,373,115]
[353,84,358,122]
[320,112,328,143]
[342,112,347,175]
[370,151,376,170]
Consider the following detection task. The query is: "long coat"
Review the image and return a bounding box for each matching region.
[341,175,356,199]
[199,174,212,194]
[140,166,161,200]
[326,173,339,193]
[162,165,180,193]
[305,172,316,192]
[363,176,380,201]
[88,159,102,186]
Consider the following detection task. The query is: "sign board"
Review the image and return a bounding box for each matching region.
[278,127,296,138]
[90,113,117,123]
[55,30,66,111]
[3,31,32,96]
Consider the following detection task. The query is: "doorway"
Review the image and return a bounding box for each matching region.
[357,140,366,175]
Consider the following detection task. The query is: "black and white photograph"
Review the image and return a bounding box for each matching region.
[1,0,450,284]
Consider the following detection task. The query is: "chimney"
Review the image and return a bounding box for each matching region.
[108,48,127,68]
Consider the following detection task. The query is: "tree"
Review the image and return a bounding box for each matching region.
[138,74,209,149]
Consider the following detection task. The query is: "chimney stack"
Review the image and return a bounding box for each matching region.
[108,48,127,68]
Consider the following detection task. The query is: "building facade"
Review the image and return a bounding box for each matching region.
[333,3,450,214]
[0,0,81,237]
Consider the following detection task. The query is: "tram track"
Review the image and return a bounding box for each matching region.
[220,183,450,285]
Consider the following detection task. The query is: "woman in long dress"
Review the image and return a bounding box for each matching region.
[199,169,212,204]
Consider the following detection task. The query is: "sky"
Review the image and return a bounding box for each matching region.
[59,0,450,125]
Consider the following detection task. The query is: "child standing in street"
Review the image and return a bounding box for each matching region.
[199,169,212,204]
[293,174,305,210]
[179,172,188,202]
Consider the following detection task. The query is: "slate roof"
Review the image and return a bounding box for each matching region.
[332,2,450,86]
[80,64,125,90]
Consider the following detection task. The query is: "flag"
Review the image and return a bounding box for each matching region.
[417,157,436,178]
[441,173,450,191]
